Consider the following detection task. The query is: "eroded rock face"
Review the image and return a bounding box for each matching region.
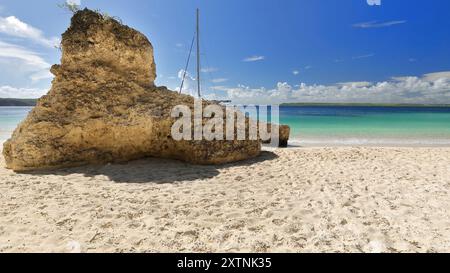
[3,9,260,171]
[61,9,156,87]
[278,125,291,147]
[262,124,291,148]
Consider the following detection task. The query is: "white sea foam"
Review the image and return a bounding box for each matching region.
[290,137,450,147]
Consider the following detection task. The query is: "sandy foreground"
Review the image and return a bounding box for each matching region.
[1,147,449,253]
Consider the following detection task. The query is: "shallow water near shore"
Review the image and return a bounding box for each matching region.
[1,105,450,146]
[0,107,32,143]
[279,106,450,146]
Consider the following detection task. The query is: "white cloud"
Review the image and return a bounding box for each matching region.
[0,16,60,48]
[177,69,200,98]
[201,67,218,73]
[175,43,183,48]
[67,0,81,5]
[0,15,56,85]
[353,20,406,28]
[336,81,372,88]
[209,71,450,105]
[352,53,375,60]
[422,71,450,82]
[30,70,53,82]
[210,86,229,91]
[243,55,265,62]
[0,85,47,98]
[305,65,312,70]
[0,41,50,69]
[211,78,228,83]
[0,41,52,81]
[292,70,300,75]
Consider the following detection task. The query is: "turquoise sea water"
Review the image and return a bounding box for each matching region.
[0,107,32,143]
[279,106,450,146]
[1,106,450,146]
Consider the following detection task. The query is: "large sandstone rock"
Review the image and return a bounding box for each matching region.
[3,9,261,171]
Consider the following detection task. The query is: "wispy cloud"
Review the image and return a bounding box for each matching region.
[0,41,50,69]
[422,71,450,82]
[177,69,200,97]
[0,85,47,99]
[352,53,375,60]
[353,20,407,28]
[66,0,81,5]
[0,41,52,81]
[0,16,60,48]
[175,43,183,48]
[211,78,228,83]
[336,81,372,88]
[292,70,300,75]
[201,67,218,73]
[243,55,265,62]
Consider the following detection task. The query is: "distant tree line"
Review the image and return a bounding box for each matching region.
[0,98,37,106]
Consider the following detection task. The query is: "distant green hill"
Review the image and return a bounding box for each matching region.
[0,98,37,106]
[281,103,450,108]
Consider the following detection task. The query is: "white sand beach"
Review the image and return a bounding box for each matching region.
[1,147,450,253]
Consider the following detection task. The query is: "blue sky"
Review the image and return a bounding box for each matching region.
[0,0,449,103]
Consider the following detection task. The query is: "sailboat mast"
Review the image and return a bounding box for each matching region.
[196,8,201,98]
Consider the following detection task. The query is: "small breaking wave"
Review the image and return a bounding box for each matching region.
[290,137,450,147]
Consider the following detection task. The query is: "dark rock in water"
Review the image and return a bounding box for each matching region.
[262,124,291,148]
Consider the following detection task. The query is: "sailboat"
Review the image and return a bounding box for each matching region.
[179,9,231,104]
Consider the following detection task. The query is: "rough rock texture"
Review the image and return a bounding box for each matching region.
[3,9,260,171]
[262,124,291,147]
[61,9,156,87]
[277,125,291,148]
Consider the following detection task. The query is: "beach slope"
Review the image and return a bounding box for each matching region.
[1,147,449,253]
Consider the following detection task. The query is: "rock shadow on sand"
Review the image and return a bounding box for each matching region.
[20,151,278,184]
